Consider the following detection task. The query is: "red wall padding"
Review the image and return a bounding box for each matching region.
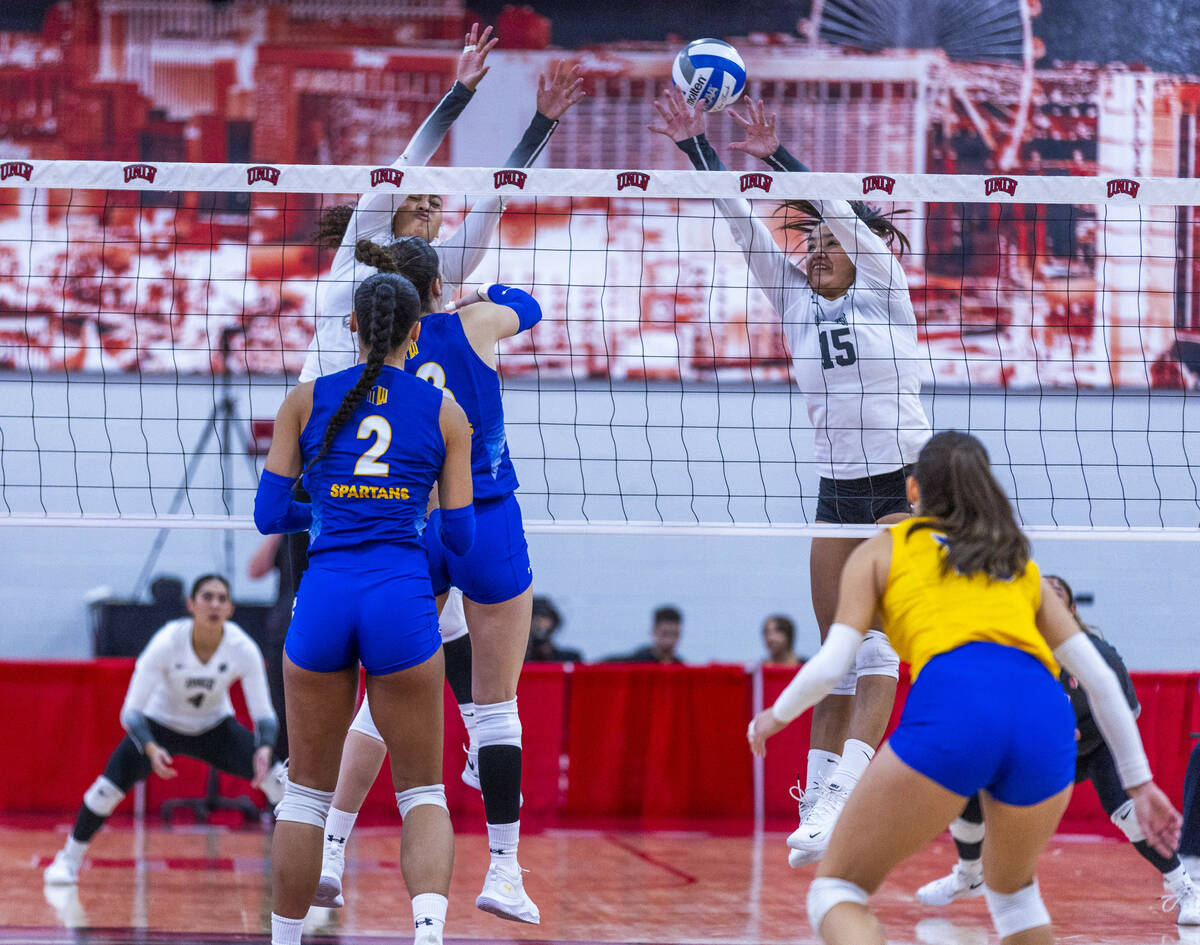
[2,659,1194,836]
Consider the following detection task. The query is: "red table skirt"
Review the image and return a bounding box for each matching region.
[2,660,1195,837]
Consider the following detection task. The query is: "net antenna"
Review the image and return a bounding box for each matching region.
[805,0,1039,170]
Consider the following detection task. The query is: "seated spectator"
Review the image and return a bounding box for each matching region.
[526,596,583,663]
[761,614,802,667]
[605,605,684,664]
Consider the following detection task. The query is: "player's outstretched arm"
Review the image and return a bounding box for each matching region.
[650,87,803,313]
[438,60,585,291]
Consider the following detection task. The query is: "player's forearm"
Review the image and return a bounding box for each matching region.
[771,623,863,724]
[1054,633,1152,788]
[764,145,811,173]
[254,716,279,751]
[676,133,726,172]
[254,470,313,535]
[121,709,156,753]
[504,111,559,169]
[396,80,476,169]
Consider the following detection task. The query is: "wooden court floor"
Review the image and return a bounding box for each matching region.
[3,819,1196,945]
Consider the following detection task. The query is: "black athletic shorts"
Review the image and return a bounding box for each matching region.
[101,716,258,792]
[816,465,913,525]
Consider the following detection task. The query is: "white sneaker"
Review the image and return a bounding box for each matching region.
[1165,874,1200,926]
[786,780,851,866]
[462,745,481,792]
[43,851,80,886]
[916,863,986,906]
[313,835,346,908]
[789,779,822,824]
[43,881,87,927]
[476,863,540,924]
[263,760,288,808]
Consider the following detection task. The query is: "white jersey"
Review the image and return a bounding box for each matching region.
[717,196,931,480]
[120,619,275,737]
[299,84,503,382]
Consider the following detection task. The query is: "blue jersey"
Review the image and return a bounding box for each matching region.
[405,312,518,502]
[300,364,445,566]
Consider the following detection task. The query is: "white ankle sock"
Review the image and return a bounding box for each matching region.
[412,891,448,932]
[829,739,875,791]
[460,702,478,750]
[324,807,357,844]
[270,913,303,945]
[487,820,520,867]
[806,749,840,793]
[64,837,88,863]
[959,857,983,878]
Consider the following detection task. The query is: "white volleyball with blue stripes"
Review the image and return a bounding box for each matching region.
[672,38,747,113]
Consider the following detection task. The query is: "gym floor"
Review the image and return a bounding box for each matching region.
[5,820,1194,945]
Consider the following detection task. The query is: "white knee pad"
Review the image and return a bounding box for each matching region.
[806,876,869,934]
[349,695,383,743]
[475,698,522,748]
[950,816,986,845]
[984,880,1051,938]
[855,630,900,680]
[83,776,125,817]
[830,667,858,696]
[439,588,468,644]
[1110,798,1146,843]
[396,784,449,820]
[275,779,334,828]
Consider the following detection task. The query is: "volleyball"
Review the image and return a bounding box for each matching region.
[671,38,747,113]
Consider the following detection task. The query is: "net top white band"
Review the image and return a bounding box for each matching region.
[0,159,1185,205]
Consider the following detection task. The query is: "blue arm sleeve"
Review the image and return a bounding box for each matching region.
[675,133,727,171]
[438,504,476,557]
[254,470,313,535]
[485,283,542,333]
[764,145,811,173]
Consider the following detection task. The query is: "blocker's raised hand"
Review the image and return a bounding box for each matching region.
[457,22,499,91]
[538,60,586,120]
[728,98,780,160]
[648,86,706,143]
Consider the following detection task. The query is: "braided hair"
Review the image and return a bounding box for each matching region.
[777,200,911,257]
[299,271,422,481]
[354,237,441,312]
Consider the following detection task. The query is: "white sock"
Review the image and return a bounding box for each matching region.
[324,806,357,844]
[412,891,448,933]
[63,837,88,863]
[959,857,983,878]
[487,820,520,867]
[460,702,478,750]
[806,749,840,794]
[829,739,875,792]
[270,913,304,945]
[1165,864,1189,892]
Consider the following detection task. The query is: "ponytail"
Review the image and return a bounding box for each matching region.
[355,237,441,313]
[909,431,1029,580]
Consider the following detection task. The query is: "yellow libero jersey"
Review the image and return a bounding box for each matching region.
[879,518,1057,680]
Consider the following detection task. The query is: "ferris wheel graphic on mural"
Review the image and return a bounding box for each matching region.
[803,0,1042,170]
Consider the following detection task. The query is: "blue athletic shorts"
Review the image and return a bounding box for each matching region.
[285,558,440,676]
[888,642,1077,806]
[424,493,533,605]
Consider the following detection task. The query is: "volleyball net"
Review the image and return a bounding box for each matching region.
[1,160,1198,537]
